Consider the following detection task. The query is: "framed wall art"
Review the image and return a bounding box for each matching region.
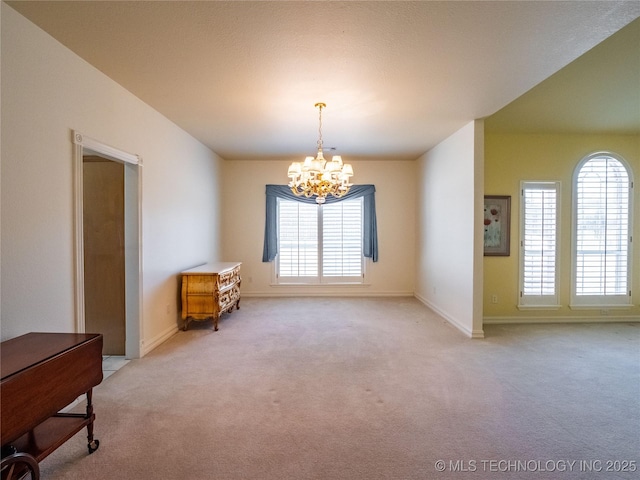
[484,195,511,256]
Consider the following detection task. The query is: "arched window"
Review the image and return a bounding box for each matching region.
[572,153,633,307]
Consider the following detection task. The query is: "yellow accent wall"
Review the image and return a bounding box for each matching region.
[484,133,640,321]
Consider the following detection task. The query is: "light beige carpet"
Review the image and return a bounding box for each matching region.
[40,297,639,479]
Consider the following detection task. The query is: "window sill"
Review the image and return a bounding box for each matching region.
[517,304,562,311]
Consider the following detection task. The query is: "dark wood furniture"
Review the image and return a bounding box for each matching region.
[1,333,104,480]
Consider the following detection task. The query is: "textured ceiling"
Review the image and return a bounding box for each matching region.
[6,1,640,161]
[487,16,640,135]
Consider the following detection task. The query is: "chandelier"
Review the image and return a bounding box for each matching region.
[287,103,354,204]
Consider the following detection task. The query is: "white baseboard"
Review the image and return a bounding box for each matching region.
[484,315,640,324]
[141,324,179,357]
[242,291,414,298]
[61,397,82,413]
[414,293,484,338]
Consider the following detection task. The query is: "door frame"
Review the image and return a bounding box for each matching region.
[73,130,143,358]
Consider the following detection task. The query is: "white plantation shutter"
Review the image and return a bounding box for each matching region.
[277,197,363,284]
[322,199,363,278]
[278,200,318,279]
[572,154,632,306]
[520,182,559,307]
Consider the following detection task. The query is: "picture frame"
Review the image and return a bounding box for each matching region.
[484,195,511,256]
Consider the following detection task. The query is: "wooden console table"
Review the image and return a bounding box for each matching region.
[181,262,242,331]
[1,333,103,480]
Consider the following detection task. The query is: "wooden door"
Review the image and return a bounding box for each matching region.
[83,156,125,355]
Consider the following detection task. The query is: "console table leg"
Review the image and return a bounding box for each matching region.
[85,389,100,454]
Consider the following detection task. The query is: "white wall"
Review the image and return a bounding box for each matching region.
[415,121,484,338]
[221,159,416,296]
[0,4,223,353]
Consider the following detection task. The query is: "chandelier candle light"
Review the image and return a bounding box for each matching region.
[287,103,354,204]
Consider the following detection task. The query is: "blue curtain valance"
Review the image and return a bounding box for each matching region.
[262,184,378,263]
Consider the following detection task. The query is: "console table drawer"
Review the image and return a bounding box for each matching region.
[186,275,216,294]
[218,266,241,290]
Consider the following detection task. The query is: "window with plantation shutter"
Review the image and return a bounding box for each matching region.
[276,197,363,284]
[519,182,560,308]
[572,153,633,307]
[277,201,318,279]
[322,200,363,279]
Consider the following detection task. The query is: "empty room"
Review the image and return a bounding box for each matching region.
[1,2,639,479]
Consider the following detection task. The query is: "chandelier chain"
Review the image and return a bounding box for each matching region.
[317,104,323,151]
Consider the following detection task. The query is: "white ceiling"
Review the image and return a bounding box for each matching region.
[6,1,640,161]
[487,15,640,135]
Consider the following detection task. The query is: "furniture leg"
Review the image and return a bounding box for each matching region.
[85,390,99,454]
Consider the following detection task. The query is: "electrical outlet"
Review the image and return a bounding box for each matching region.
[491,294,498,304]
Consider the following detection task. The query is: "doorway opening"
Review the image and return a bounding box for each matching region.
[73,131,142,358]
